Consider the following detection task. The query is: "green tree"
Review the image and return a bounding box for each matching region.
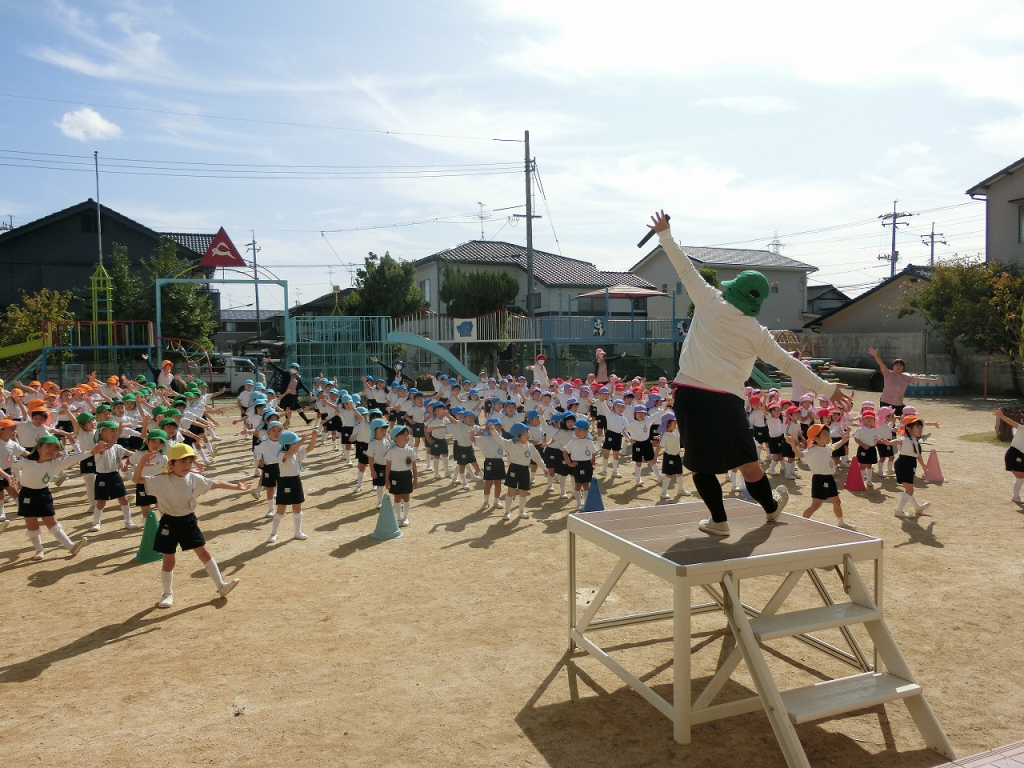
[109,238,217,348]
[687,267,719,318]
[343,252,425,317]
[0,288,76,369]
[438,265,519,317]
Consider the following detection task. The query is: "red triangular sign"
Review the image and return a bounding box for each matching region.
[199,227,246,268]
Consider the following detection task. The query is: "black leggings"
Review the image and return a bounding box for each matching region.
[692,472,778,524]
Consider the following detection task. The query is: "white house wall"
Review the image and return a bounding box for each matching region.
[983,171,1024,267]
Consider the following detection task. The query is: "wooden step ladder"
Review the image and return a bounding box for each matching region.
[720,554,955,768]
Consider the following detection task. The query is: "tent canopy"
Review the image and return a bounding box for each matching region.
[578,284,668,299]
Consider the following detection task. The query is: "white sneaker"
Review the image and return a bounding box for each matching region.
[88,523,101,533]
[636,480,644,487]
[249,488,261,500]
[124,522,140,530]
[503,510,511,520]
[68,539,86,558]
[217,579,240,599]
[612,471,622,478]
[520,510,530,519]
[31,550,45,561]
[913,501,931,515]
[894,510,912,519]
[266,533,277,544]
[678,488,692,497]
[294,531,308,540]
[559,493,568,500]
[433,473,440,480]
[265,509,275,518]
[1013,496,1023,503]
[698,518,730,536]
[838,520,858,530]
[157,593,174,608]
[462,482,470,490]
[399,518,410,527]
[766,486,789,522]
[660,492,670,500]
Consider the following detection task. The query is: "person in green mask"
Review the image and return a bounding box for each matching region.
[647,210,853,536]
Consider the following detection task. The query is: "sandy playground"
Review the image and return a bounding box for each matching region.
[1,394,1022,768]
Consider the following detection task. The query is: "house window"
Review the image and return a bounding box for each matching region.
[661,283,668,293]
[1019,205,1024,243]
[419,279,431,305]
[225,322,236,332]
[676,281,682,294]
[770,282,779,294]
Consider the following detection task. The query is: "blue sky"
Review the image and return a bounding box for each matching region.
[2,0,1022,312]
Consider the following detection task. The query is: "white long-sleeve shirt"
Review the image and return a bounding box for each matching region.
[659,229,836,400]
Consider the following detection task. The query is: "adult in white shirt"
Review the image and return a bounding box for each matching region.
[649,210,852,536]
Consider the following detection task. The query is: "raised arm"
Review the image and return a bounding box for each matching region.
[649,211,720,311]
[867,348,890,376]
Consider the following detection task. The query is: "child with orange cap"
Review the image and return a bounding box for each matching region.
[893,414,931,518]
[787,424,855,529]
[0,418,27,533]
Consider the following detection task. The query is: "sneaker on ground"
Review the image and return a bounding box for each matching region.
[399,518,410,527]
[660,493,670,500]
[217,579,240,599]
[698,518,730,536]
[839,520,858,530]
[68,539,87,558]
[503,511,511,520]
[294,531,308,540]
[612,472,622,478]
[157,593,174,609]
[1013,496,1024,503]
[894,510,912,519]
[265,509,275,518]
[678,489,693,497]
[31,551,45,561]
[520,510,529,519]
[266,533,277,544]
[766,486,789,522]
[914,501,932,514]
[124,522,140,530]
[88,524,101,533]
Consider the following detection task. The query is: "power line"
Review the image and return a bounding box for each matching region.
[0,92,523,142]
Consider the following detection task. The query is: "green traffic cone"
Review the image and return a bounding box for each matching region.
[370,494,402,541]
[134,509,163,563]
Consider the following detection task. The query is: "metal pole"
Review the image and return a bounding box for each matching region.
[94,151,103,267]
[250,231,262,344]
[889,200,898,278]
[525,130,534,317]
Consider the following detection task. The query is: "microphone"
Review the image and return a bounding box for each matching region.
[637,214,669,248]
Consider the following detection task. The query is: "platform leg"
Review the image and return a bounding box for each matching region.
[568,530,576,651]
[673,577,691,744]
[722,573,811,768]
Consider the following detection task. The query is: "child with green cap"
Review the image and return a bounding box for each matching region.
[648,210,853,536]
[128,429,169,517]
[69,411,100,516]
[14,435,106,560]
[90,419,136,531]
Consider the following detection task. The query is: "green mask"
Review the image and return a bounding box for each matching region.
[721,270,771,317]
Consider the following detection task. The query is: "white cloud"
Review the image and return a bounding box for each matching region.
[55,107,122,141]
[694,96,792,114]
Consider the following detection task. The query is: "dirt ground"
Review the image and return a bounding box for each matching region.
[1,394,1022,768]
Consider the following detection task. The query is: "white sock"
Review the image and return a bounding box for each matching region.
[601,457,608,472]
[0,497,5,519]
[574,489,583,505]
[518,496,526,514]
[504,496,512,516]
[204,557,227,589]
[836,515,845,525]
[121,503,132,524]
[611,459,618,472]
[271,513,284,535]
[634,466,641,483]
[864,467,873,484]
[913,495,928,510]
[376,486,384,504]
[443,456,450,473]
[896,492,909,513]
[197,445,209,463]
[402,500,410,520]
[558,476,566,494]
[1014,478,1024,498]
[293,512,303,535]
[92,507,103,526]
[546,475,553,489]
[49,524,74,550]
[768,460,777,474]
[652,465,662,481]
[161,569,173,597]
[661,477,670,493]
[28,529,43,555]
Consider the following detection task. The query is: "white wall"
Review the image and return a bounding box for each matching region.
[632,249,810,329]
[984,171,1024,267]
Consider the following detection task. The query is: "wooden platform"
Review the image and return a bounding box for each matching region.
[566,499,955,768]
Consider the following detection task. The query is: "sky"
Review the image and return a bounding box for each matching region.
[2,0,1023,313]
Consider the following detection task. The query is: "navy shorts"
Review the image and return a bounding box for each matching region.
[571,461,594,484]
[371,463,387,487]
[632,440,655,463]
[276,476,305,504]
[602,432,623,452]
[753,426,770,444]
[453,444,476,466]
[389,469,413,495]
[1005,446,1024,472]
[504,463,532,491]
[662,453,683,476]
[856,446,878,466]
[261,463,280,488]
[80,456,96,475]
[355,442,369,466]
[780,440,796,459]
[412,423,426,439]
[428,439,449,457]
[811,474,839,501]
[95,471,127,501]
[596,414,608,430]
[341,426,354,445]
[18,487,55,518]
[768,436,785,455]
[325,416,343,433]
[136,483,158,508]
[541,447,560,469]
[877,443,895,458]
[894,455,917,484]
[483,458,505,482]
[154,513,205,554]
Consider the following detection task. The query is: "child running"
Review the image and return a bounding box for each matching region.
[133,443,250,608]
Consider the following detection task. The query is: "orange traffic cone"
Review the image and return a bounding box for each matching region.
[922,450,944,483]
[843,456,866,491]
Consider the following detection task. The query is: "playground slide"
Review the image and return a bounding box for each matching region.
[387,331,476,383]
[749,365,776,389]
[0,336,43,361]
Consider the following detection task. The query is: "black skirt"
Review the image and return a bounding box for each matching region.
[673,385,758,475]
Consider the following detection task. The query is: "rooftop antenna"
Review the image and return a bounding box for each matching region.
[477,202,486,239]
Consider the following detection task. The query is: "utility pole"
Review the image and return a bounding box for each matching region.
[94,151,103,266]
[878,200,912,277]
[477,202,485,239]
[921,222,947,266]
[246,231,262,343]
[525,130,535,316]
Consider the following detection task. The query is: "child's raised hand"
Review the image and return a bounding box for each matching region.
[92,441,111,454]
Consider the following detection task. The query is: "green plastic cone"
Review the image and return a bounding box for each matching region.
[370,494,403,541]
[133,509,163,563]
